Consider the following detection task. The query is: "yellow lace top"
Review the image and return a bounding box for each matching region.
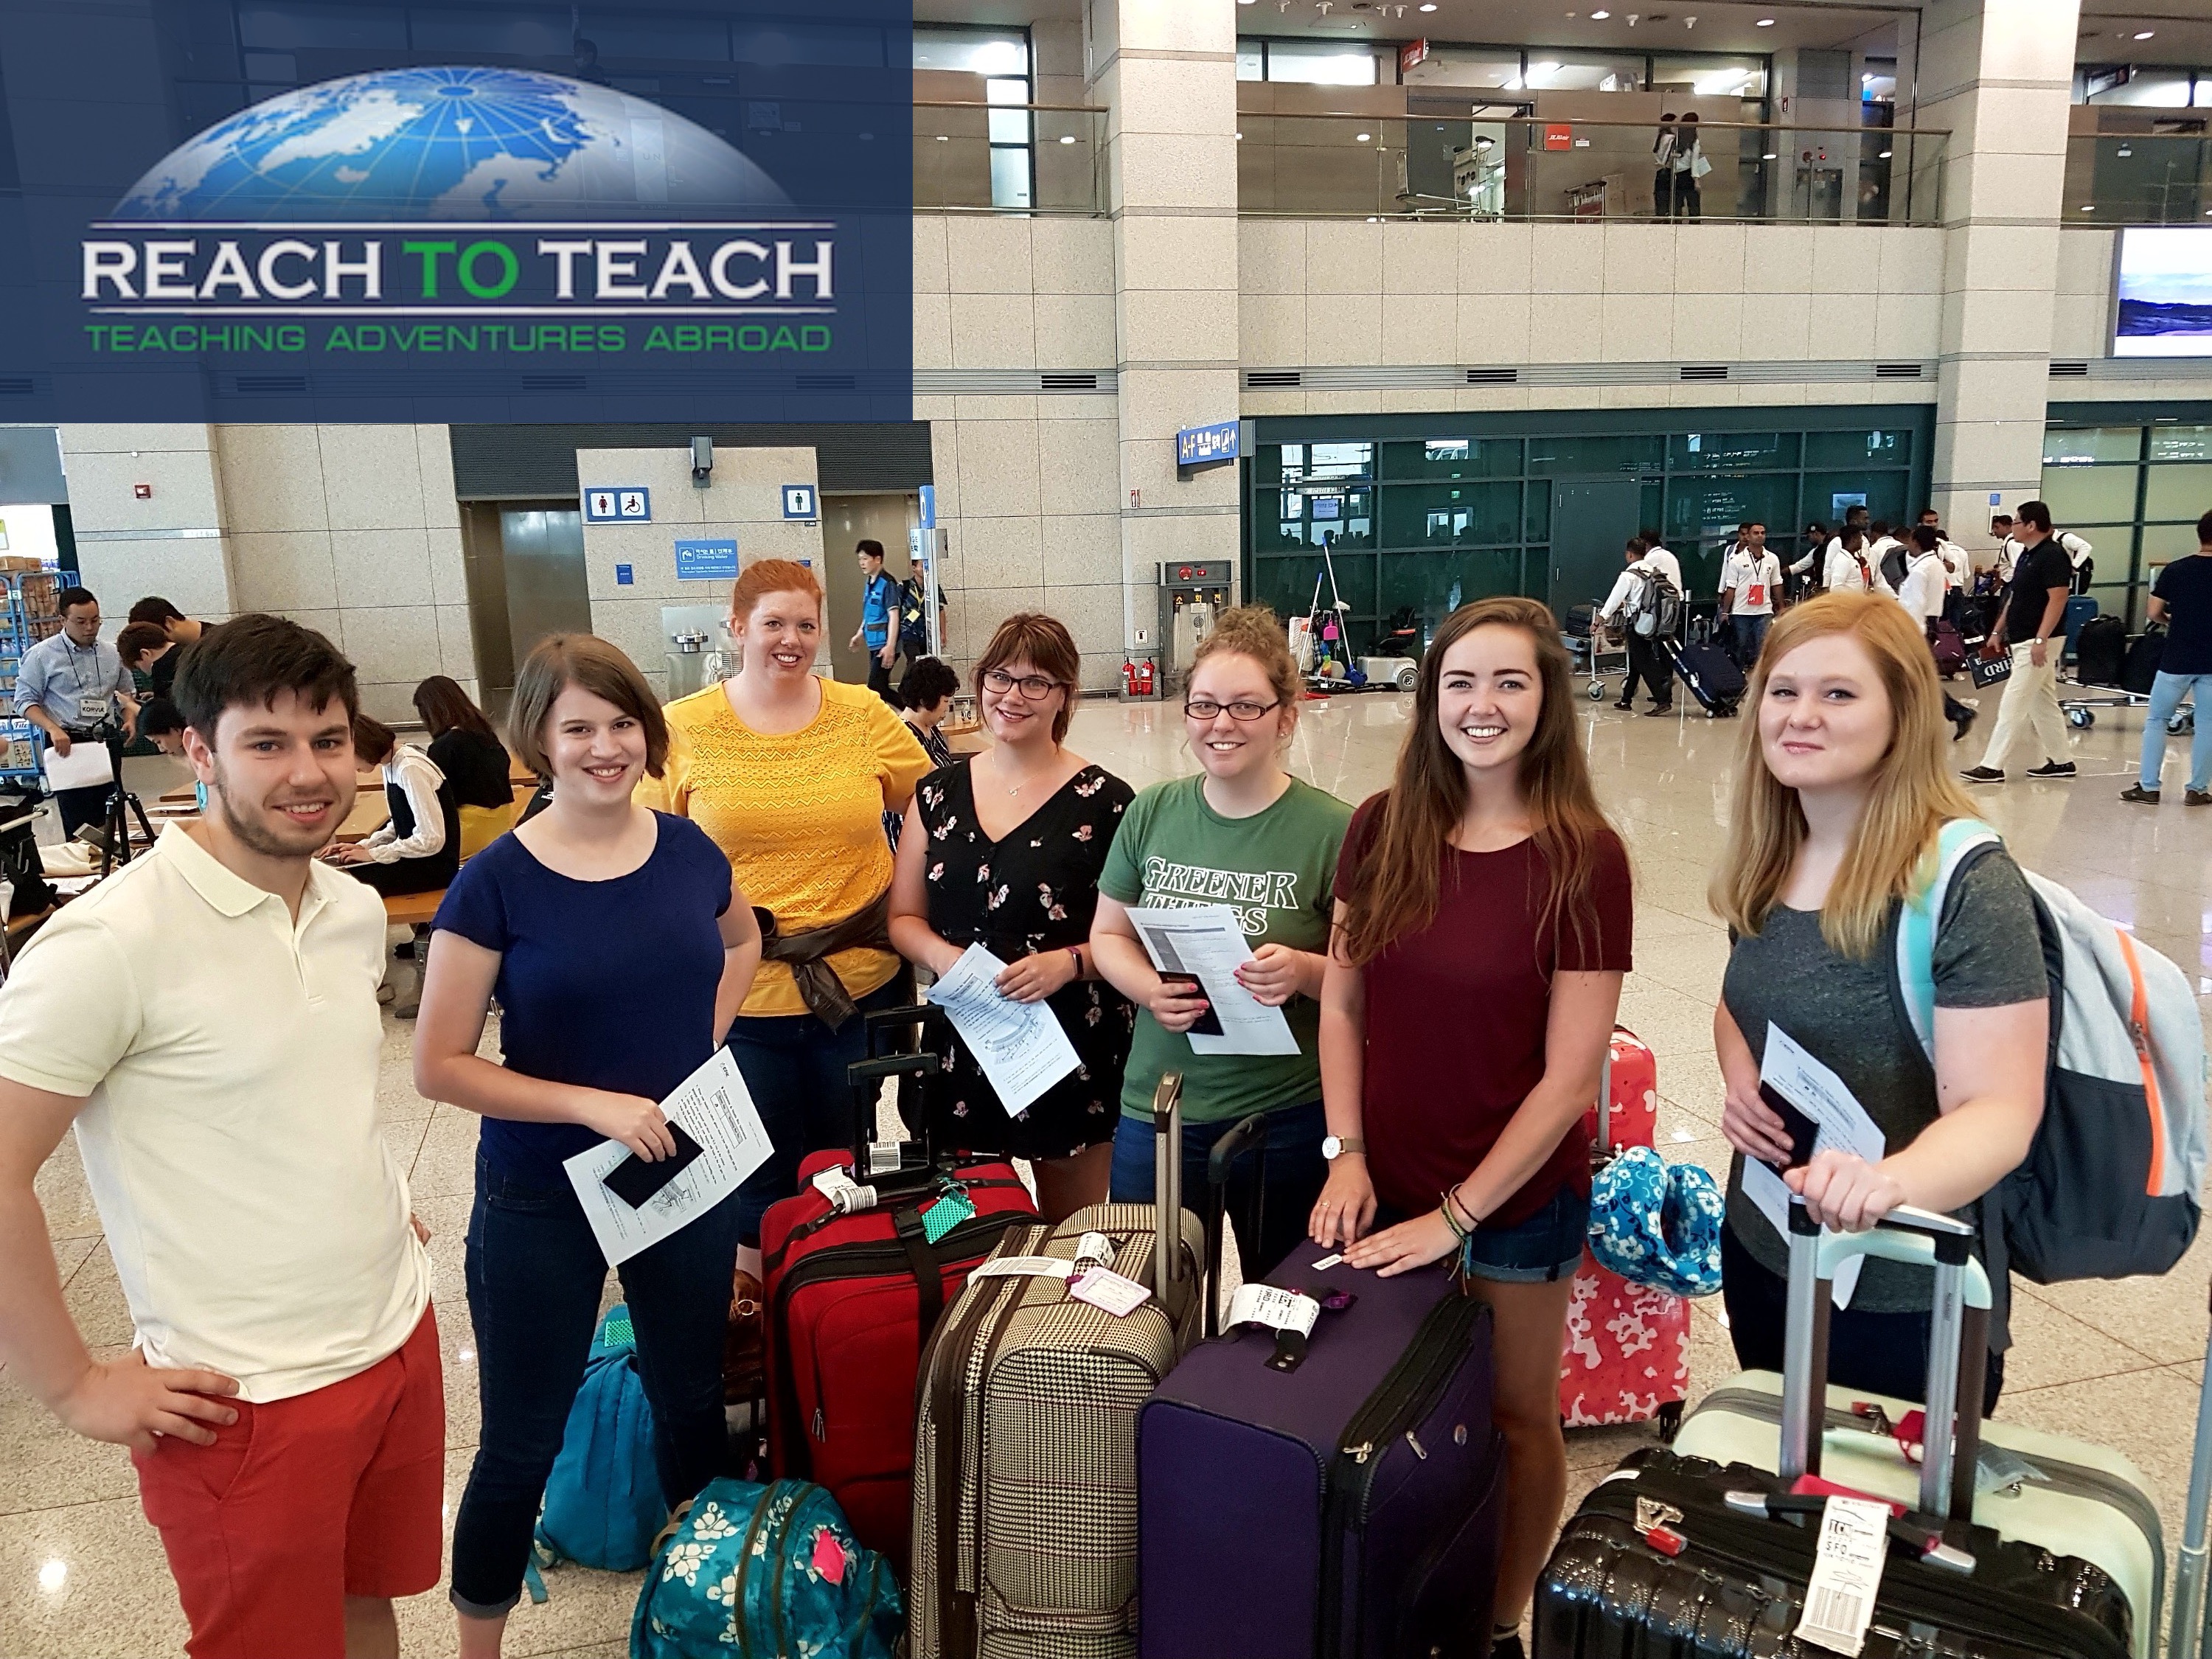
[649,678,931,1018]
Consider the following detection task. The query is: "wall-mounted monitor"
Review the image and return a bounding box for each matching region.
[2115,228,2212,357]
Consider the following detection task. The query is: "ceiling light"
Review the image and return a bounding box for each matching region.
[1761,151,1778,159]
[2081,204,2098,212]
[2135,29,2155,39]
[934,134,948,142]
[1059,133,1076,144]
[1357,132,1372,141]
[1878,148,1893,158]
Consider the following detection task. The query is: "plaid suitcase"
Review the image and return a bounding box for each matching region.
[908,1076,1206,1659]
[1559,1028,1691,1433]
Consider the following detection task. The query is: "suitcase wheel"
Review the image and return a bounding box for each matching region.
[1588,681,1606,700]
[2067,708,2093,729]
[1655,1400,1683,1443]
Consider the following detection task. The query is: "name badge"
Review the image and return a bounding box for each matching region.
[76,692,112,726]
[1747,584,1765,606]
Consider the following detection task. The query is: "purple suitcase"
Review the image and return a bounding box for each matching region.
[1137,1234,1507,1659]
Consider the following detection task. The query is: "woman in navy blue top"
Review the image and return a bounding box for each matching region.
[414,635,760,1653]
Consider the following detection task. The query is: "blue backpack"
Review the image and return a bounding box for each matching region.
[631,1478,902,1659]
[532,1306,665,1587]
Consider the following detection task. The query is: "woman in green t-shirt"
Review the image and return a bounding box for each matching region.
[1091,606,1352,1275]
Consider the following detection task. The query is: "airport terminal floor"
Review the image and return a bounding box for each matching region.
[3,684,2208,1659]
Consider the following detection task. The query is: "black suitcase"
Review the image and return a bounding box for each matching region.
[1660,638,1743,717]
[1534,1206,2137,1659]
[2074,615,2127,687]
[2122,626,2165,697]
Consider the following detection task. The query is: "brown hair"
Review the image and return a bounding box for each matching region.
[351,714,397,767]
[1710,592,1976,960]
[975,612,1081,743]
[730,557,822,622]
[1340,597,1621,966]
[411,673,499,742]
[116,621,170,667]
[507,634,670,780]
[1191,604,1302,711]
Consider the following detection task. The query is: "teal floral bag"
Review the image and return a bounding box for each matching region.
[630,1478,901,1659]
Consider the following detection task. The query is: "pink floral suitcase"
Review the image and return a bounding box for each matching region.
[1558,1027,1691,1435]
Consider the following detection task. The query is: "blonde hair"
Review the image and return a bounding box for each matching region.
[1709,592,1976,959]
[1191,604,1302,709]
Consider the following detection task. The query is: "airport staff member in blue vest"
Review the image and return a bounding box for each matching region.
[849,540,901,706]
[15,586,139,836]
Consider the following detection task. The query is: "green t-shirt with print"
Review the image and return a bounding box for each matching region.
[1099,773,1353,1123]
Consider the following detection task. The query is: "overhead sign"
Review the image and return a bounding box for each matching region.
[2,1,912,422]
[674,538,741,582]
[584,487,652,524]
[1175,420,1241,469]
[782,484,818,521]
[1399,38,1431,74]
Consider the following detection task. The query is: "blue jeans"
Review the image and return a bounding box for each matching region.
[451,1153,740,1617]
[725,977,907,1246]
[1373,1186,1591,1284]
[1731,613,1770,668]
[2140,671,2212,792]
[1109,1098,1327,1280]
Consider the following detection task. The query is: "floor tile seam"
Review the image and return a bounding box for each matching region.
[2007,1282,2197,1369]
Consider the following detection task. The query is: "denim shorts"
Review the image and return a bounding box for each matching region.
[1382,1185,1591,1284]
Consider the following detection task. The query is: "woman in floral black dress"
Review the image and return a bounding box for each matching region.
[889,614,1135,1220]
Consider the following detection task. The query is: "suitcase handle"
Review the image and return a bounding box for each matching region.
[1780,1201,1991,1522]
[847,1045,941,1178]
[1151,1074,1185,1304]
[865,1004,942,1055]
[1202,1111,1270,1339]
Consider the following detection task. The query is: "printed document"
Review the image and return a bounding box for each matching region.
[1124,904,1300,1057]
[41,742,113,793]
[925,942,1081,1114]
[1743,1023,1888,1308]
[563,1047,773,1267]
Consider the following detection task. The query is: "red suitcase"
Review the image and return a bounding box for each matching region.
[1557,1026,1691,1434]
[759,1009,1038,1572]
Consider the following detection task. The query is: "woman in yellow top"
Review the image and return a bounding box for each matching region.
[651,557,933,1262]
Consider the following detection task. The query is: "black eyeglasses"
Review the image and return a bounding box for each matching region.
[1184,698,1282,723]
[982,669,1064,699]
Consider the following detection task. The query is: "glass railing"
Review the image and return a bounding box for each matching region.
[1236,114,1947,225]
[914,101,1108,215]
[2065,132,2212,224]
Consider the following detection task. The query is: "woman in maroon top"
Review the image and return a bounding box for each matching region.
[1313,596,1632,1659]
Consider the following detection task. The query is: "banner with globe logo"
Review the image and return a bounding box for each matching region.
[0,2,911,422]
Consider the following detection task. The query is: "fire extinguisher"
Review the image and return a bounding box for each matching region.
[1121,658,1155,699]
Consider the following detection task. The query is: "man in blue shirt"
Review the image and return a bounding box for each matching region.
[848,539,901,705]
[14,586,138,835]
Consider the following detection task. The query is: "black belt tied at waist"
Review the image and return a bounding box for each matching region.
[754,888,894,1031]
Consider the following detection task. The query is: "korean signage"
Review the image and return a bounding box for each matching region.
[1175,420,1241,469]
[674,538,741,581]
[0,1,911,422]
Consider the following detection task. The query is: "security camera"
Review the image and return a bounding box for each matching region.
[690,435,713,487]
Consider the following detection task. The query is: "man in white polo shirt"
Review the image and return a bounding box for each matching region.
[0,615,437,1659]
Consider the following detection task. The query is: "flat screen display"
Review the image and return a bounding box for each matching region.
[2115,228,2212,358]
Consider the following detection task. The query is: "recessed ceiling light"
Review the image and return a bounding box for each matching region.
[2081,204,2098,212]
[1756,15,1775,22]
[934,134,948,142]
[2135,29,2155,39]
[1357,132,1372,142]
[1059,134,1076,144]
[1761,151,1778,159]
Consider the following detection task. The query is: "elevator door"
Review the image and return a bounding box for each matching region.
[460,501,591,716]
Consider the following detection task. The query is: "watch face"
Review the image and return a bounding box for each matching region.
[1322,1136,1343,1160]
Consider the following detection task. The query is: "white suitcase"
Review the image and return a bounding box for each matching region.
[1670,1206,2162,1659]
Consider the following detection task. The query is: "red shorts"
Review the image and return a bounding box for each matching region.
[132,1304,445,1659]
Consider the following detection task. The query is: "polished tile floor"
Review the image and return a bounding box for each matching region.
[6,684,2210,1656]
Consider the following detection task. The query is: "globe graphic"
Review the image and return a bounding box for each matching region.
[114,66,785,220]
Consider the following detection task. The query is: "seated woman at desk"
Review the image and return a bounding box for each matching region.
[324,715,461,896]
[414,675,521,858]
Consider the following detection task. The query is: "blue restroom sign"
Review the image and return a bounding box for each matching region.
[674,538,740,582]
[782,484,818,520]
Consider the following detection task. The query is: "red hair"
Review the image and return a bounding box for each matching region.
[730,557,823,621]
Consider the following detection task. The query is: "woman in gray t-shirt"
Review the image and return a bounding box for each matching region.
[1708,594,2048,1408]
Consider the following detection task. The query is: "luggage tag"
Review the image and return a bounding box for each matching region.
[1068,1267,1151,1317]
[1227,1283,1322,1371]
[810,1167,879,1216]
[1793,1495,1891,1656]
[920,1187,976,1245]
[970,1255,1076,1282]
[1071,1231,1115,1273]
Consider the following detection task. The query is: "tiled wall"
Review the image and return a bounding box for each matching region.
[58,425,234,629]
[215,425,473,724]
[574,444,825,701]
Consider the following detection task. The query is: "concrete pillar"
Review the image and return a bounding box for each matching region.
[1921,0,2080,552]
[55,425,235,629]
[1087,0,1241,658]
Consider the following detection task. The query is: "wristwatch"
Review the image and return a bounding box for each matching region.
[1321,1135,1365,1161]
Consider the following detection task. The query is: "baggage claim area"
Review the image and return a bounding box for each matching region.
[2,0,2212,1656]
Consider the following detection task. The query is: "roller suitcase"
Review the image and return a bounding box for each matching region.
[1660,637,1743,717]
[761,1008,1039,1573]
[1932,618,1968,678]
[2062,594,2101,661]
[1138,1179,1506,1659]
[2075,614,2128,687]
[1560,1029,1691,1432]
[1537,1207,2147,1659]
[908,1076,1207,1659]
[2123,625,2166,697]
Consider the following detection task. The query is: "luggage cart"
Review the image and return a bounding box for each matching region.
[1565,604,1628,701]
[2057,675,2171,731]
